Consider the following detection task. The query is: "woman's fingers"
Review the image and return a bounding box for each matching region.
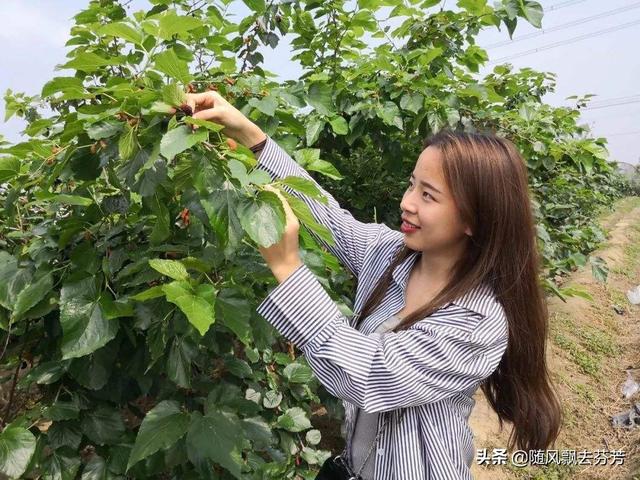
[187,92,214,111]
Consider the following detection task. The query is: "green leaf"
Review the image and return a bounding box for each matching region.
[0,157,20,182]
[160,125,208,159]
[42,401,80,421]
[41,77,86,99]
[118,124,138,160]
[0,426,36,478]
[97,21,144,45]
[148,259,189,281]
[59,280,119,360]
[157,10,204,40]
[34,192,94,206]
[167,336,196,388]
[262,390,283,409]
[186,410,243,479]
[329,116,349,135]
[41,447,81,480]
[279,176,327,203]
[307,158,343,180]
[306,83,333,116]
[306,117,325,146]
[237,190,286,248]
[400,92,424,114]
[154,48,192,84]
[183,117,225,132]
[521,0,543,28]
[283,363,314,383]
[242,0,266,12]
[80,406,125,445]
[80,455,109,480]
[162,281,216,336]
[162,83,187,107]
[126,400,190,471]
[306,429,321,445]
[12,273,53,322]
[377,101,403,130]
[130,285,166,301]
[457,0,487,15]
[241,417,274,448]
[86,120,123,140]
[248,96,278,116]
[0,252,30,310]
[201,182,244,252]
[282,193,335,247]
[276,407,312,432]
[215,289,252,345]
[61,52,118,72]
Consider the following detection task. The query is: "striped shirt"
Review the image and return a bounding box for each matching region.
[254,135,509,479]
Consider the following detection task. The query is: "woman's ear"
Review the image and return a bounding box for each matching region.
[465,226,472,237]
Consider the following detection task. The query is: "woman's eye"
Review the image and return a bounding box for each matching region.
[423,192,433,201]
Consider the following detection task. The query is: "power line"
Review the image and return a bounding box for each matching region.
[596,130,640,137]
[581,95,640,111]
[488,19,640,63]
[546,0,590,12]
[486,3,640,49]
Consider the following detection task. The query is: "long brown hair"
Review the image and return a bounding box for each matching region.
[356,129,562,451]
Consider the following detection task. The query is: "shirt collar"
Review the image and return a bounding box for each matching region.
[391,248,496,318]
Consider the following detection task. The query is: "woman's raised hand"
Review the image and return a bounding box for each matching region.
[177,90,266,148]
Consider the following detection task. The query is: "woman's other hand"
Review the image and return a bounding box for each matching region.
[259,185,303,283]
[174,90,266,148]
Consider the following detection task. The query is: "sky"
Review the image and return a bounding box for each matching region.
[0,0,638,165]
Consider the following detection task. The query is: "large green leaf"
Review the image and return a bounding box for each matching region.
[41,447,81,480]
[80,406,126,445]
[59,280,119,360]
[148,259,189,281]
[126,400,190,471]
[61,52,119,72]
[160,126,208,159]
[166,336,196,388]
[186,410,243,479]
[12,272,53,322]
[0,157,20,182]
[162,281,216,336]
[41,77,87,99]
[305,83,333,116]
[283,363,314,383]
[157,10,204,40]
[276,407,312,432]
[97,21,143,45]
[521,0,543,28]
[0,426,36,478]
[0,252,32,311]
[215,288,252,345]
[237,190,286,248]
[201,182,244,252]
[153,48,192,84]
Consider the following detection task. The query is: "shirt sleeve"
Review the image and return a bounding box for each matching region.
[256,263,509,413]
[253,135,388,279]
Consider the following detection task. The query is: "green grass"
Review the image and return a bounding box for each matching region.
[550,313,618,378]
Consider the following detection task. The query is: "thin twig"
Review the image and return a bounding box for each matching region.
[1,320,32,427]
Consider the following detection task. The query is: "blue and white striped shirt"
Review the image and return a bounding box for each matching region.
[254,136,509,479]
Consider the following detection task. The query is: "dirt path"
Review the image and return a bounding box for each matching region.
[470,196,640,480]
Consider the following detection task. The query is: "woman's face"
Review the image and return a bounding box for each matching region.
[399,146,472,253]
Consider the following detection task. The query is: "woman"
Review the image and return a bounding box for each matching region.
[182,90,563,479]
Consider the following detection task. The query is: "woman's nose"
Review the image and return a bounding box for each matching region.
[400,190,417,214]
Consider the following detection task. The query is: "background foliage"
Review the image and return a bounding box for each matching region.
[0,0,633,478]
